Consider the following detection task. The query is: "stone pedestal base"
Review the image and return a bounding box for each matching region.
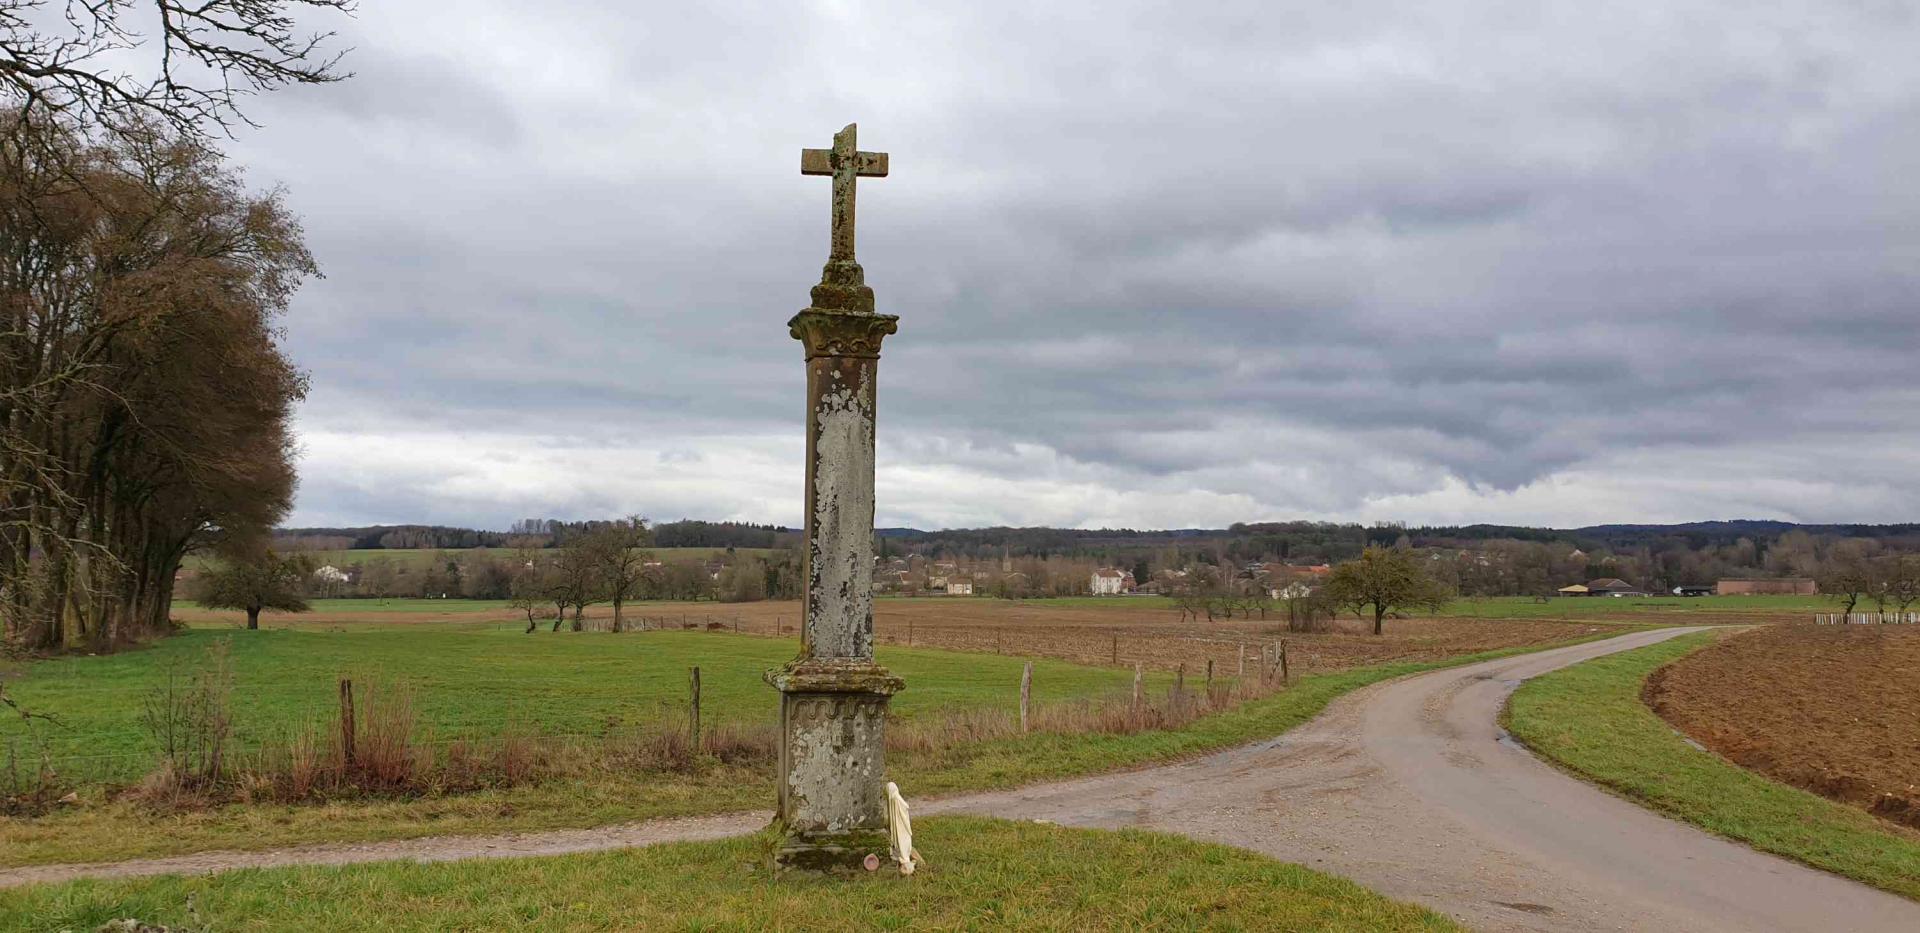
[765,659,905,872]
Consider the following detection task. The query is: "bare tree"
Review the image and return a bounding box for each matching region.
[193,550,313,630]
[1819,540,1879,618]
[508,551,555,634]
[551,542,602,631]
[1880,555,1920,614]
[580,516,651,632]
[1324,546,1452,636]
[1,0,353,140]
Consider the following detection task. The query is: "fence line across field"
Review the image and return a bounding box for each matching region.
[5,647,1283,791]
[557,614,1318,675]
[1813,611,1920,624]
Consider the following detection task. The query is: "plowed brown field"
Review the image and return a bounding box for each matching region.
[177,598,1615,678]
[1647,623,1920,828]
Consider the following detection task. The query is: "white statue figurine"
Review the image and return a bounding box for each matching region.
[885,781,924,875]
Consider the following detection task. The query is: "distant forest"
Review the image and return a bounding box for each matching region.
[275,520,802,552]
[269,518,1920,598]
[877,520,1920,562]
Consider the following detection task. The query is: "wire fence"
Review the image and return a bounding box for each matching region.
[3,655,1297,806]
[559,611,1342,680]
[1814,612,1920,625]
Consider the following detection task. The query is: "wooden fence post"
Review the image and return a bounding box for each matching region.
[1132,662,1143,711]
[1206,659,1214,685]
[1238,645,1245,677]
[1111,630,1119,666]
[689,666,702,751]
[1020,661,1033,734]
[1280,639,1290,685]
[339,678,356,769]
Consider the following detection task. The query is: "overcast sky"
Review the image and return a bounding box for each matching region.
[229,1,1920,531]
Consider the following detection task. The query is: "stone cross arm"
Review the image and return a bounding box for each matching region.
[799,148,888,178]
[801,123,888,264]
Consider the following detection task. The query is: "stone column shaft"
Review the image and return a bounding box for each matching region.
[766,300,902,871]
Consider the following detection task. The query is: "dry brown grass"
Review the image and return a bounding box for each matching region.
[888,664,1288,754]
[121,653,1304,814]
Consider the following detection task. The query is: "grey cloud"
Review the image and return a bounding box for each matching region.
[232,1,1920,528]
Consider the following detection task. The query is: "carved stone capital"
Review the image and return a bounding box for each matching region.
[788,308,899,360]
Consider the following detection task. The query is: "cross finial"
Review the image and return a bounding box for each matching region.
[801,123,888,264]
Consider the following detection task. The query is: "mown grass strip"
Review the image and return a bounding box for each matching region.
[0,627,1638,869]
[0,816,1462,931]
[1504,630,1920,901]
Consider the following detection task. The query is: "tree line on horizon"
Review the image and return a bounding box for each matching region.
[267,518,1920,599]
[192,518,805,629]
[272,519,800,553]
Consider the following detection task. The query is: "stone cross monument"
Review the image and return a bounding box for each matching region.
[765,123,904,872]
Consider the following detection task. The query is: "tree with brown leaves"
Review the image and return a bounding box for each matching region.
[1,114,312,652]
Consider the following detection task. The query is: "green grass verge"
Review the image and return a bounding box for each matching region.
[1504,630,1920,900]
[0,816,1460,931]
[0,628,1639,869]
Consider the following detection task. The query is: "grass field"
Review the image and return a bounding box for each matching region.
[176,596,1639,683]
[1504,630,1920,900]
[1,625,1167,781]
[0,816,1461,931]
[0,626,1641,868]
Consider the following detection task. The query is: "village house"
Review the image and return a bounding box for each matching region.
[945,579,973,596]
[1260,563,1330,600]
[1090,568,1134,595]
[1560,577,1646,597]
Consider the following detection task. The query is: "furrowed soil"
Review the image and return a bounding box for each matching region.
[175,598,1616,678]
[1647,623,1920,829]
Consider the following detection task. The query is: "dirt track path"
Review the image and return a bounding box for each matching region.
[6,628,1918,931]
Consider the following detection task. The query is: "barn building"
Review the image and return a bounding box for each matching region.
[1715,578,1817,596]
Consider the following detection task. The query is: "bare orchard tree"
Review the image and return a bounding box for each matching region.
[1878,554,1920,614]
[1,0,353,139]
[581,516,651,632]
[1323,546,1451,636]
[551,542,603,631]
[1818,539,1880,618]
[1170,565,1227,622]
[193,550,313,630]
[508,551,556,634]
